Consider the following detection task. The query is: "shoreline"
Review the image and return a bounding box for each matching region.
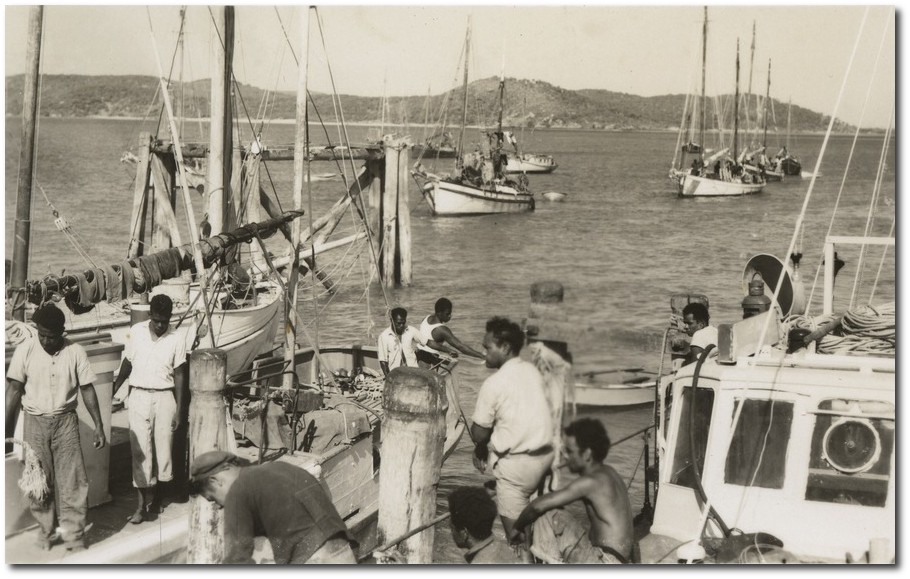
[2,115,889,136]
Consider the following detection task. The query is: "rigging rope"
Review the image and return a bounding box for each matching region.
[751,6,870,356]
[804,12,891,314]
[849,104,894,308]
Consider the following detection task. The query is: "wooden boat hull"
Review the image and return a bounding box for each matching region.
[421,179,534,215]
[573,380,656,408]
[780,156,802,176]
[504,154,557,174]
[677,174,765,197]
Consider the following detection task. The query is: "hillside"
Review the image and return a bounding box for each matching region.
[5,74,857,133]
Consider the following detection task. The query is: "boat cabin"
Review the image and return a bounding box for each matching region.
[649,320,895,563]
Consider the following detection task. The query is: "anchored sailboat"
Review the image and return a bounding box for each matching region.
[411,20,534,215]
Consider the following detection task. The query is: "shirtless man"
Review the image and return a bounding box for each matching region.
[419,298,484,359]
[511,418,634,564]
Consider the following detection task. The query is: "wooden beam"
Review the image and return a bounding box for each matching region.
[396,138,413,286]
[150,154,182,250]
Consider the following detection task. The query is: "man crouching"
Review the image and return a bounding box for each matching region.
[189,451,356,564]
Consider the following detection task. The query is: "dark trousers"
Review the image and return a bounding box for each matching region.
[23,411,88,548]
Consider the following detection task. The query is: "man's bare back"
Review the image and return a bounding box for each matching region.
[578,464,634,556]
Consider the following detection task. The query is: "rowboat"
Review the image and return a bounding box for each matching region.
[504,152,558,174]
[542,191,567,202]
[573,377,656,408]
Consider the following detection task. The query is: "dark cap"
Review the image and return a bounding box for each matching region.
[190,450,235,480]
[32,304,66,334]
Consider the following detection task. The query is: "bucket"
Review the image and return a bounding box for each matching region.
[151,278,190,305]
[130,304,150,325]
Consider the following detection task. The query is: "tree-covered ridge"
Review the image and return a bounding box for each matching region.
[5,74,857,133]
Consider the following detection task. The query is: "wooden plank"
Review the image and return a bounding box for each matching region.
[149,154,182,249]
[396,138,413,286]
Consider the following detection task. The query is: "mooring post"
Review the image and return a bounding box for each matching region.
[526,281,571,361]
[378,367,446,563]
[187,348,230,564]
[381,137,400,287]
[396,136,413,286]
[127,132,152,259]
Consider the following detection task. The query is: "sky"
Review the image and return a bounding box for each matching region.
[2,3,898,129]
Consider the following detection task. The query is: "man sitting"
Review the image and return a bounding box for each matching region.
[512,418,635,564]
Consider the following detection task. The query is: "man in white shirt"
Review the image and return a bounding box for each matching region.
[377,307,424,376]
[471,316,555,539]
[683,302,718,364]
[112,294,188,524]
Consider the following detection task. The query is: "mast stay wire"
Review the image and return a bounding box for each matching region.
[802,12,892,314]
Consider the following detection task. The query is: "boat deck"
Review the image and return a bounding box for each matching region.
[6,408,191,564]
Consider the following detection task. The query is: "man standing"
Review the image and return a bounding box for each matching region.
[471,316,554,538]
[512,418,635,564]
[5,304,106,552]
[189,450,356,564]
[683,302,718,364]
[447,486,523,564]
[419,297,484,359]
[112,294,188,524]
[377,307,424,376]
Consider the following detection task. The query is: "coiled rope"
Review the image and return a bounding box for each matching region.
[783,301,894,355]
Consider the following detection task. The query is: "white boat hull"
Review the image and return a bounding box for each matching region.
[64,281,282,376]
[678,173,765,197]
[505,154,558,174]
[422,179,534,215]
[574,380,656,408]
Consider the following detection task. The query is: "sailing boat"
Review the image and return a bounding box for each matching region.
[639,11,894,562]
[412,21,534,215]
[774,98,804,176]
[742,59,783,182]
[671,8,765,197]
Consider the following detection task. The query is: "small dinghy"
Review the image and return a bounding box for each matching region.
[542,191,567,202]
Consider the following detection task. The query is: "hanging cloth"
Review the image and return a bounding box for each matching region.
[120,260,136,297]
[103,264,122,302]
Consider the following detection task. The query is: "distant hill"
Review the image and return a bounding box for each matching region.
[6,74,860,133]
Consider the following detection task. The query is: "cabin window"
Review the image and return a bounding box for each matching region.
[670,386,714,488]
[724,399,793,488]
[805,399,894,507]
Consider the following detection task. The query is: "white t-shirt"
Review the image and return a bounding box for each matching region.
[125,321,188,390]
[472,357,553,455]
[690,325,719,352]
[377,325,424,369]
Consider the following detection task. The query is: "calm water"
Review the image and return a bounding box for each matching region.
[4,118,895,562]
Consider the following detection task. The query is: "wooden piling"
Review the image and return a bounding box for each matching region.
[525,281,572,361]
[127,132,152,259]
[187,348,230,564]
[381,138,399,287]
[396,137,413,286]
[378,367,446,564]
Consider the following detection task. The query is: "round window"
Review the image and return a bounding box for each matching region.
[822,418,881,474]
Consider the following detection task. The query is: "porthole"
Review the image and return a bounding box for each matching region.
[822,418,881,474]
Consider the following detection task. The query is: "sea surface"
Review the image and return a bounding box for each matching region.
[4,117,896,563]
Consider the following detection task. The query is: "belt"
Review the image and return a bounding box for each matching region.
[598,546,630,564]
[496,444,554,458]
[131,386,174,392]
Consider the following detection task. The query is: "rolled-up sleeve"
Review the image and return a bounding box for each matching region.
[471,381,497,429]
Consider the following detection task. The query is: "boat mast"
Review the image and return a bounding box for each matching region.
[282,6,311,393]
[177,7,186,138]
[786,97,792,151]
[699,6,707,164]
[762,59,771,149]
[733,39,740,163]
[456,17,471,170]
[206,6,235,236]
[10,5,43,321]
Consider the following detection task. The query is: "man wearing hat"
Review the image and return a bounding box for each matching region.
[5,304,106,552]
[190,450,356,564]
